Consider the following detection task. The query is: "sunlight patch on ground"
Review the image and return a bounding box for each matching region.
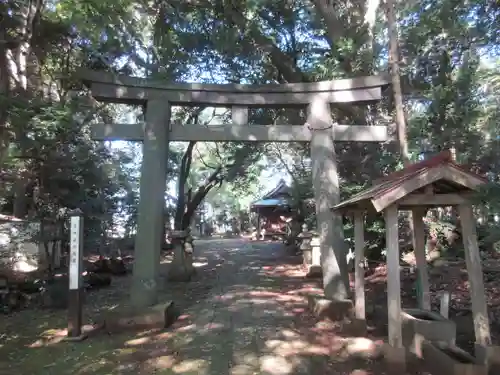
[202,322,225,331]
[125,336,151,346]
[154,331,173,340]
[264,337,329,357]
[177,323,197,332]
[225,247,242,252]
[172,358,209,374]
[141,355,176,373]
[28,324,100,348]
[117,347,137,355]
[230,363,258,375]
[259,355,294,375]
[193,261,209,267]
[77,358,115,374]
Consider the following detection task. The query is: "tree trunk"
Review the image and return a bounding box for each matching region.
[385,0,418,264]
[0,0,44,211]
[0,26,10,165]
[174,141,196,230]
[385,0,410,165]
[170,143,223,281]
[181,166,223,229]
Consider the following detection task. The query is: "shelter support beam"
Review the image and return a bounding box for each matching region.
[130,100,171,308]
[398,193,469,207]
[412,207,430,310]
[309,98,349,301]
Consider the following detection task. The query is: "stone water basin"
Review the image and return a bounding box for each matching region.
[401,308,456,355]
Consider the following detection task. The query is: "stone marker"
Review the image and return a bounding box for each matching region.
[103,301,179,334]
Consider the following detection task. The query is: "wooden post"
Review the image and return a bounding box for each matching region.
[131,100,171,308]
[257,214,261,239]
[412,207,430,310]
[353,210,366,321]
[458,204,491,348]
[309,97,349,301]
[385,205,403,348]
[440,291,450,319]
[66,209,86,341]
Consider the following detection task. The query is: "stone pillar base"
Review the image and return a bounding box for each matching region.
[167,265,194,282]
[421,341,488,375]
[305,264,322,278]
[307,295,353,321]
[382,345,407,375]
[474,344,500,373]
[102,301,179,334]
[350,318,368,336]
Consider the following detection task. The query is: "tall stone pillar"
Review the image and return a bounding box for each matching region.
[130,100,170,308]
[308,97,349,301]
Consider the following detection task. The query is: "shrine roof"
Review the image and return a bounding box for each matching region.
[261,179,292,200]
[251,198,291,208]
[332,150,488,213]
[251,179,294,210]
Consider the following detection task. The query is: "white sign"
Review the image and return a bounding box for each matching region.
[312,245,321,266]
[69,216,82,290]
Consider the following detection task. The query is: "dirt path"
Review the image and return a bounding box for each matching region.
[0,239,397,375]
[128,239,391,375]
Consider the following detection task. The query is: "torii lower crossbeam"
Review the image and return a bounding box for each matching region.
[92,122,391,142]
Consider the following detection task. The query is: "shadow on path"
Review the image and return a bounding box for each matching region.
[0,239,409,375]
[118,239,394,375]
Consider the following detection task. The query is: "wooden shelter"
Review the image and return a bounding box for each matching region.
[250,179,294,238]
[332,150,495,364]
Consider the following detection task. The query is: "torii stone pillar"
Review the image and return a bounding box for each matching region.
[309,98,349,300]
[130,100,171,307]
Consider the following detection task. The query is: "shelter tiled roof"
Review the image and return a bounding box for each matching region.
[332,150,487,213]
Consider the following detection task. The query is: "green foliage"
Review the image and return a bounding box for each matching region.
[0,0,498,252]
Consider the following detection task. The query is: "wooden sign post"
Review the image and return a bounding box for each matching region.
[66,208,86,341]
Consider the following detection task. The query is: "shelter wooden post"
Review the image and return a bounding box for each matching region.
[353,210,366,321]
[130,100,171,308]
[309,97,349,301]
[385,205,403,348]
[412,207,430,310]
[458,204,492,352]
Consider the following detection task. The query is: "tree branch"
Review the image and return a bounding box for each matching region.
[181,166,223,229]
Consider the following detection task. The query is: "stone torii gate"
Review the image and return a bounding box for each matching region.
[80,70,392,308]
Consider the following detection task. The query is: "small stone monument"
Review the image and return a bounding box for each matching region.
[167,229,195,282]
[298,224,322,277]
